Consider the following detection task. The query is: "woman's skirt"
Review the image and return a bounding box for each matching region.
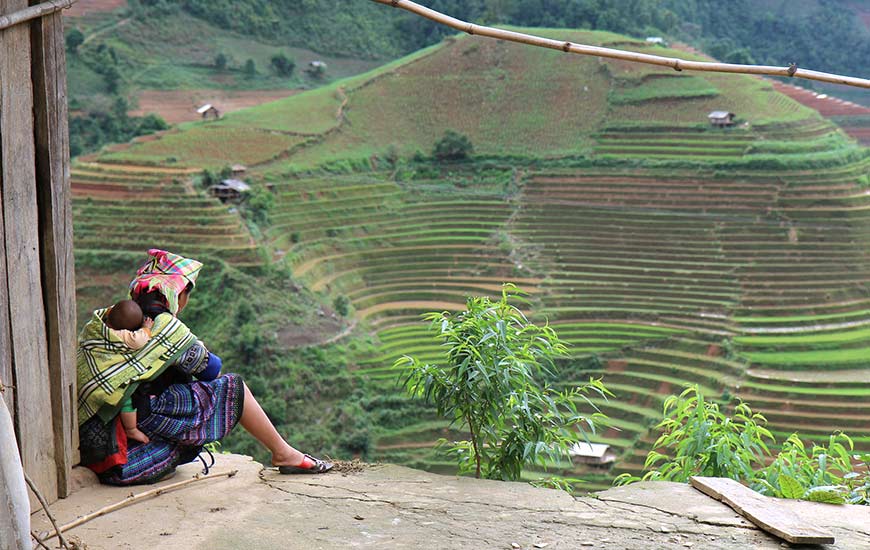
[99,373,245,485]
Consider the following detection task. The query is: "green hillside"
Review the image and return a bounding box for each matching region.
[73,29,870,490]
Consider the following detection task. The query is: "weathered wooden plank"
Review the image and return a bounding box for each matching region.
[31,7,77,497]
[690,476,835,545]
[0,0,57,503]
[0,0,74,31]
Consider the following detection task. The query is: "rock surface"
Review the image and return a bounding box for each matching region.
[31,454,870,549]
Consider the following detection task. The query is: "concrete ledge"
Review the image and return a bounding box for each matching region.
[31,454,870,549]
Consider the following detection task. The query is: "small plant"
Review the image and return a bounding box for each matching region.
[396,284,610,481]
[616,385,773,485]
[616,387,870,506]
[433,130,473,161]
[755,433,855,504]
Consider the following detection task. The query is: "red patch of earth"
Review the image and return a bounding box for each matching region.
[706,344,721,357]
[606,359,627,372]
[771,81,870,116]
[844,127,870,146]
[64,0,126,17]
[71,183,161,200]
[129,89,302,125]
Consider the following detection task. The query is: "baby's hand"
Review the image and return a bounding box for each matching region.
[125,427,150,444]
[142,317,154,330]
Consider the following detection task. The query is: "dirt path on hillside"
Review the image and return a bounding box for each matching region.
[82,16,131,44]
[747,368,868,383]
[356,301,466,318]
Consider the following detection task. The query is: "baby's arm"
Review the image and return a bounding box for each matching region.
[120,399,150,444]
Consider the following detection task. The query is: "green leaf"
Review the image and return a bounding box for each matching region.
[779,475,804,499]
[804,486,846,504]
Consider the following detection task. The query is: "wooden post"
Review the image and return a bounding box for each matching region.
[31,5,77,498]
[0,0,58,504]
[0,393,32,550]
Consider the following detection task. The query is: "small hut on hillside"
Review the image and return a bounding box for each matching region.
[231,164,247,178]
[197,103,221,120]
[209,178,250,201]
[708,111,736,127]
[569,442,616,468]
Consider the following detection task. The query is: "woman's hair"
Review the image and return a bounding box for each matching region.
[134,284,193,319]
[134,290,171,319]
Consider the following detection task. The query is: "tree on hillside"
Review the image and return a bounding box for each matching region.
[270,53,296,77]
[243,58,257,78]
[214,52,228,70]
[433,129,473,161]
[65,28,84,55]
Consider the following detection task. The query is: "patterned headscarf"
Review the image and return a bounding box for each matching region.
[129,249,203,314]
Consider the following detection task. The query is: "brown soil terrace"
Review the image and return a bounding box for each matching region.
[63,0,126,17]
[129,89,303,125]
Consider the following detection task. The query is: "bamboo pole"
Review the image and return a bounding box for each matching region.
[0,0,77,31]
[370,0,870,90]
[43,470,238,541]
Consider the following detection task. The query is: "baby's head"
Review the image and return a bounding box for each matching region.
[106,299,144,331]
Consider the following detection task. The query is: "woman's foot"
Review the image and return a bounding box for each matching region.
[271,447,305,468]
[277,454,333,474]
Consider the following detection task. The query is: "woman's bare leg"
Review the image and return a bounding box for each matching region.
[239,383,304,467]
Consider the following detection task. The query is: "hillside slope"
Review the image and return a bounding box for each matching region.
[76,29,870,488]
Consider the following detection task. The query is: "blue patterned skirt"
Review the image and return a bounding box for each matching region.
[99,373,245,485]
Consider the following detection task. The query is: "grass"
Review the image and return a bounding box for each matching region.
[610,75,719,104]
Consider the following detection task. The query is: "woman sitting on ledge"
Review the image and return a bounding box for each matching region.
[77,248,332,485]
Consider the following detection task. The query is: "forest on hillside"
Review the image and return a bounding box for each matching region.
[68,0,867,155]
[136,0,869,78]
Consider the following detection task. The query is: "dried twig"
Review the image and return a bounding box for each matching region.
[31,531,52,550]
[43,470,238,541]
[371,0,870,89]
[25,473,70,550]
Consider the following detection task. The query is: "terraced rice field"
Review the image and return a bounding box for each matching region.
[266,149,869,489]
[77,28,870,488]
[72,161,263,322]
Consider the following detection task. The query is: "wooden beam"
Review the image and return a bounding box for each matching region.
[0,0,74,31]
[31,6,77,497]
[0,0,57,504]
[690,476,835,545]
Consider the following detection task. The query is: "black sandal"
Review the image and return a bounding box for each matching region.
[278,454,333,474]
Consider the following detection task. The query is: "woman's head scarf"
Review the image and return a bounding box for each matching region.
[129,249,203,314]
